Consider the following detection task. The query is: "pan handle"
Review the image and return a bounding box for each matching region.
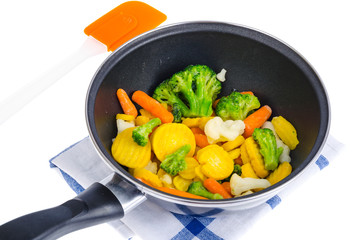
[0,174,146,240]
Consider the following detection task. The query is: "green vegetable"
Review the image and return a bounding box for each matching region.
[215,91,260,120]
[172,103,182,123]
[160,144,191,176]
[222,164,242,182]
[252,128,283,171]
[153,65,222,118]
[187,181,223,200]
[132,118,161,146]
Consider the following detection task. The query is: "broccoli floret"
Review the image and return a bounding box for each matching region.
[153,65,222,118]
[187,181,223,200]
[252,128,283,171]
[222,164,242,182]
[160,144,191,176]
[132,118,161,146]
[171,103,182,123]
[215,92,260,121]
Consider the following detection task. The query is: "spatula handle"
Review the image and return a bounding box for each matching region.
[0,36,107,125]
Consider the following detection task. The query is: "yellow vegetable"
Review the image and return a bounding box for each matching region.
[198,117,214,130]
[271,116,299,150]
[181,117,213,130]
[228,148,241,160]
[160,102,169,110]
[139,108,155,119]
[194,165,207,182]
[182,117,201,128]
[239,143,250,164]
[133,168,163,187]
[151,123,196,161]
[197,144,234,180]
[116,113,135,122]
[111,127,151,168]
[173,175,193,192]
[267,162,292,185]
[135,115,150,126]
[241,163,259,179]
[244,137,269,178]
[179,157,200,179]
[222,135,245,152]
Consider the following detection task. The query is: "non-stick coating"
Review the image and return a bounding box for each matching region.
[86,22,329,209]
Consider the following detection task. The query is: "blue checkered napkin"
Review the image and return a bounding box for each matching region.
[50,136,343,240]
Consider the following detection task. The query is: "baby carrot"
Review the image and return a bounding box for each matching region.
[132,90,174,123]
[137,177,207,199]
[116,88,138,117]
[157,187,207,200]
[243,105,272,138]
[203,178,232,199]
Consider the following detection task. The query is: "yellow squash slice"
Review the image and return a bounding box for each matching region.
[151,123,195,161]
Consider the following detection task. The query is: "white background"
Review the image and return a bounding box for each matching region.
[0,0,361,239]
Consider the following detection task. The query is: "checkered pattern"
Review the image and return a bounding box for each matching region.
[170,213,222,240]
[49,135,342,240]
[315,154,329,170]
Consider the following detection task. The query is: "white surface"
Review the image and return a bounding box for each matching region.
[0,0,360,239]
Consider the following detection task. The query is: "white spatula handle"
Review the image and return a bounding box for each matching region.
[0,36,107,125]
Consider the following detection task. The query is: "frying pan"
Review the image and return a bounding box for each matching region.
[0,22,330,240]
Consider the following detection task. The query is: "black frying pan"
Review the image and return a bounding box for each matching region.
[0,22,330,240]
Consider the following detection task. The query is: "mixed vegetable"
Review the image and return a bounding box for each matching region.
[111,65,299,200]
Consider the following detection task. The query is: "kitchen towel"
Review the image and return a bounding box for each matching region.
[50,135,343,240]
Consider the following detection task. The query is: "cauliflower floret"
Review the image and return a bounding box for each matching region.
[116,119,135,134]
[143,160,158,175]
[204,116,245,143]
[157,169,174,188]
[240,190,254,196]
[216,68,227,82]
[262,121,291,163]
[230,174,271,195]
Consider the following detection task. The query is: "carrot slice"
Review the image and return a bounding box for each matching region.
[190,127,204,135]
[194,134,210,148]
[190,127,210,148]
[240,91,254,95]
[221,182,232,196]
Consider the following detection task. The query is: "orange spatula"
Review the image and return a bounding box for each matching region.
[0,1,166,125]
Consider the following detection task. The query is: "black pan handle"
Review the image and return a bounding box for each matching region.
[0,174,145,240]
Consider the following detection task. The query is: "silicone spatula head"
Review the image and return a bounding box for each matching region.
[84,1,167,51]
